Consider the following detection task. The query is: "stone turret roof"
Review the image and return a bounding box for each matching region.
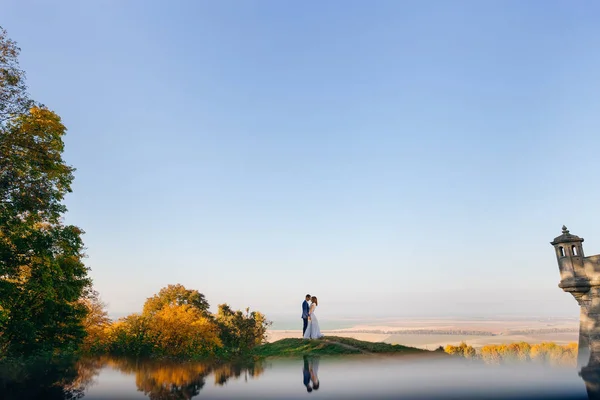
[551,225,584,245]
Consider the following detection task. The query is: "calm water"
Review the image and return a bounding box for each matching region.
[3,354,595,400]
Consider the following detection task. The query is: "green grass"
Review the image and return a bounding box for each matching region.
[252,336,427,358]
[327,336,426,353]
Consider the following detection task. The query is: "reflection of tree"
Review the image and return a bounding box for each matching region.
[104,357,209,400]
[135,365,208,400]
[105,357,265,400]
[0,356,102,400]
[213,361,265,386]
[213,364,242,386]
[0,355,265,400]
[66,357,105,394]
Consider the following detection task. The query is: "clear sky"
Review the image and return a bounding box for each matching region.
[3,1,600,321]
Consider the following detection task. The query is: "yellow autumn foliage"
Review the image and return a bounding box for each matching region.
[81,284,270,358]
[149,304,222,356]
[444,342,477,358]
[448,341,578,366]
[80,291,112,353]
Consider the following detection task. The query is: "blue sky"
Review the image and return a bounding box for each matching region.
[4,1,600,321]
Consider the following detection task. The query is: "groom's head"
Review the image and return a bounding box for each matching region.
[305,294,311,301]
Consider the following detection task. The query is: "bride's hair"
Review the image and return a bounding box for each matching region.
[311,296,318,306]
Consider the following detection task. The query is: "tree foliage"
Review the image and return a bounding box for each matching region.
[97,284,270,359]
[444,342,477,359]
[142,283,209,316]
[149,304,222,356]
[0,26,90,358]
[216,304,271,355]
[445,341,578,366]
[0,26,34,125]
[105,314,155,357]
[80,289,112,353]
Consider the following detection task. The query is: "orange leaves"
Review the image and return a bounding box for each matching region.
[149,304,222,356]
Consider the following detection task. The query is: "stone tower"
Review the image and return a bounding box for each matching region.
[551,225,598,366]
[552,226,600,399]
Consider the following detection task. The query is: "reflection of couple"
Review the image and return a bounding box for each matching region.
[302,356,320,393]
[302,294,323,339]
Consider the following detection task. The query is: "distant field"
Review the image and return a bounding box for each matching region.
[266,317,580,349]
[384,334,491,349]
[335,317,577,334]
[266,330,390,343]
[384,332,579,350]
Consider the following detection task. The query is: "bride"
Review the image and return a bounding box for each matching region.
[303,296,323,339]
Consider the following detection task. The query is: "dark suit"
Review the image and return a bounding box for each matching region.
[303,356,311,387]
[302,300,310,334]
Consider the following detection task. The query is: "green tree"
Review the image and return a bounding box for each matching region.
[142,284,210,316]
[107,314,155,357]
[0,26,34,124]
[0,27,90,357]
[215,304,271,354]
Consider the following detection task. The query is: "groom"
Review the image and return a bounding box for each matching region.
[302,294,311,335]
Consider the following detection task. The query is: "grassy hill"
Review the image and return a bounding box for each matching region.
[252,336,430,357]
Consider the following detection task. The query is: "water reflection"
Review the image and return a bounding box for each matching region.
[102,356,265,399]
[3,352,598,399]
[302,355,320,392]
[213,360,265,386]
[111,357,210,399]
[0,356,264,400]
[0,357,103,400]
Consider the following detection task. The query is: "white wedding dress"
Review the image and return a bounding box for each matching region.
[303,304,323,339]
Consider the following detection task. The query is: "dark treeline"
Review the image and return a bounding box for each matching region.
[501,328,578,335]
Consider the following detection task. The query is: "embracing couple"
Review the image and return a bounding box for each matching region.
[301,294,323,339]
